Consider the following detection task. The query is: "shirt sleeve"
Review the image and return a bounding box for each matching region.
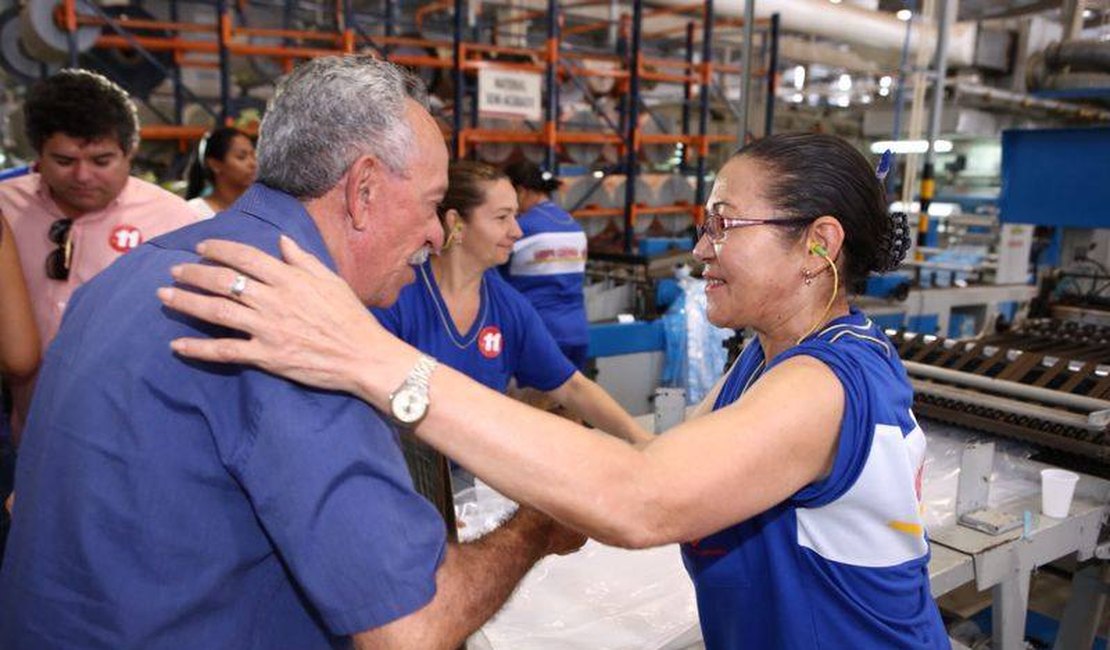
[775,342,874,509]
[507,289,577,391]
[227,371,447,635]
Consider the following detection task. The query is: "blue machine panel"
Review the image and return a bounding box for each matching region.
[588,320,666,358]
[1000,127,1110,228]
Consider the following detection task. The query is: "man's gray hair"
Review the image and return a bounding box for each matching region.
[257,55,430,199]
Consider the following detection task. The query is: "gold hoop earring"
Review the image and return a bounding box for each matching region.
[444,224,463,250]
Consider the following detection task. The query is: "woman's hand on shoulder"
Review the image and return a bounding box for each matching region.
[158,235,383,395]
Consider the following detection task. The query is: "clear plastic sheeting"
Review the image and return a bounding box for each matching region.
[661,266,733,405]
[460,482,700,650]
[920,419,1039,530]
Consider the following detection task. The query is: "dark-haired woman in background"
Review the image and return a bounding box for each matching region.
[501,161,590,370]
[185,127,257,219]
[160,133,944,649]
[376,160,648,444]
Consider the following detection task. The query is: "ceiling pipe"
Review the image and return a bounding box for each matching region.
[555,0,979,66]
[955,82,1110,121]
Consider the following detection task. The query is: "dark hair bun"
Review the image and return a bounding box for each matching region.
[504,160,561,193]
[872,211,911,273]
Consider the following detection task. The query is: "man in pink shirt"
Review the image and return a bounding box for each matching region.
[0,70,196,436]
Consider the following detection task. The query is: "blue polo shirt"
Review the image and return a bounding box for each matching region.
[682,310,947,649]
[374,261,575,394]
[500,200,589,349]
[0,184,447,649]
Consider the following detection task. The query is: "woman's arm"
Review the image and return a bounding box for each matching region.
[546,372,652,444]
[159,237,842,547]
[0,215,41,379]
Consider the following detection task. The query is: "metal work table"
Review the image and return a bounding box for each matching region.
[927,495,1106,650]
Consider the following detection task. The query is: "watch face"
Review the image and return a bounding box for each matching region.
[391,386,429,425]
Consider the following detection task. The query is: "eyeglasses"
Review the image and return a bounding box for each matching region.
[45,218,74,280]
[697,211,816,243]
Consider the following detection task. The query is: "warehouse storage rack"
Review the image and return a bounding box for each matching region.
[34,0,777,252]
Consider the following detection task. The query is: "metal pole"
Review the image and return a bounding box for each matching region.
[738,0,756,142]
[67,0,79,68]
[918,0,955,250]
[453,0,465,158]
[622,0,644,255]
[544,0,559,172]
[385,0,397,48]
[1061,0,1088,40]
[695,0,714,226]
[470,20,480,131]
[170,0,183,125]
[887,11,914,197]
[217,0,231,123]
[680,21,695,173]
[763,12,780,137]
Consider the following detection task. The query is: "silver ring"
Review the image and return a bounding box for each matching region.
[229,273,248,299]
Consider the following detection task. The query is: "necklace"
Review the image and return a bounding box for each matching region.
[421,264,489,349]
[740,358,766,396]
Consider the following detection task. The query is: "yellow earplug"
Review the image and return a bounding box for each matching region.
[809,241,828,258]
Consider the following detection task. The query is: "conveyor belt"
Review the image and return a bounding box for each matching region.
[890,329,1110,477]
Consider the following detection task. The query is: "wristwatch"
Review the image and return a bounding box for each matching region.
[388,354,438,427]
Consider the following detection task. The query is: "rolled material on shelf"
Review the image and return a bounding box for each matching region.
[560,175,613,211]
[639,112,679,166]
[655,174,696,206]
[20,0,99,64]
[474,117,519,165]
[608,175,658,210]
[0,8,60,83]
[561,107,619,166]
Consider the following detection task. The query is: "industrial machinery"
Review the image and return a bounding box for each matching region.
[891,327,1110,477]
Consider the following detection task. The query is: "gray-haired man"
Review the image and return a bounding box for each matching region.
[0,55,581,649]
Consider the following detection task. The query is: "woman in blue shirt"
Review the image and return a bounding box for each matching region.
[501,161,590,370]
[375,160,649,444]
[162,134,946,649]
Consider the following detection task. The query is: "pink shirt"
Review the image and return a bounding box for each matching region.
[0,173,197,347]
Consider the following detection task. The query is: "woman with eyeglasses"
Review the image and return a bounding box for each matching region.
[185,127,258,219]
[373,160,648,445]
[160,133,944,649]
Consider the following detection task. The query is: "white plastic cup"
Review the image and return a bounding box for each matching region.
[1041,469,1080,518]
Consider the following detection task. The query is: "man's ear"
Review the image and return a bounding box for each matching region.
[344,154,379,231]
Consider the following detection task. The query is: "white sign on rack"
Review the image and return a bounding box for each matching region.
[478,68,542,121]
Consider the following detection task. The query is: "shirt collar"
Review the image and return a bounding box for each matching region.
[235,183,338,273]
[34,174,132,223]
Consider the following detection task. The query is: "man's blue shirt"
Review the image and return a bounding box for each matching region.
[0,184,447,649]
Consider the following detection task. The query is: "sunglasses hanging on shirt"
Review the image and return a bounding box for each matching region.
[45,218,73,280]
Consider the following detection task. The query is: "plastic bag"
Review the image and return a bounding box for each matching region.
[461,481,700,650]
[661,266,732,405]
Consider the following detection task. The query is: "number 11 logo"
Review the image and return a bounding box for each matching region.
[478,326,503,359]
[109,225,143,253]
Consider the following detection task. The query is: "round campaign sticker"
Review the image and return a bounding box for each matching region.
[477,325,503,359]
[109,225,143,253]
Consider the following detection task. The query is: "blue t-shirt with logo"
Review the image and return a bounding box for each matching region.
[500,200,589,348]
[682,309,948,649]
[374,261,576,394]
